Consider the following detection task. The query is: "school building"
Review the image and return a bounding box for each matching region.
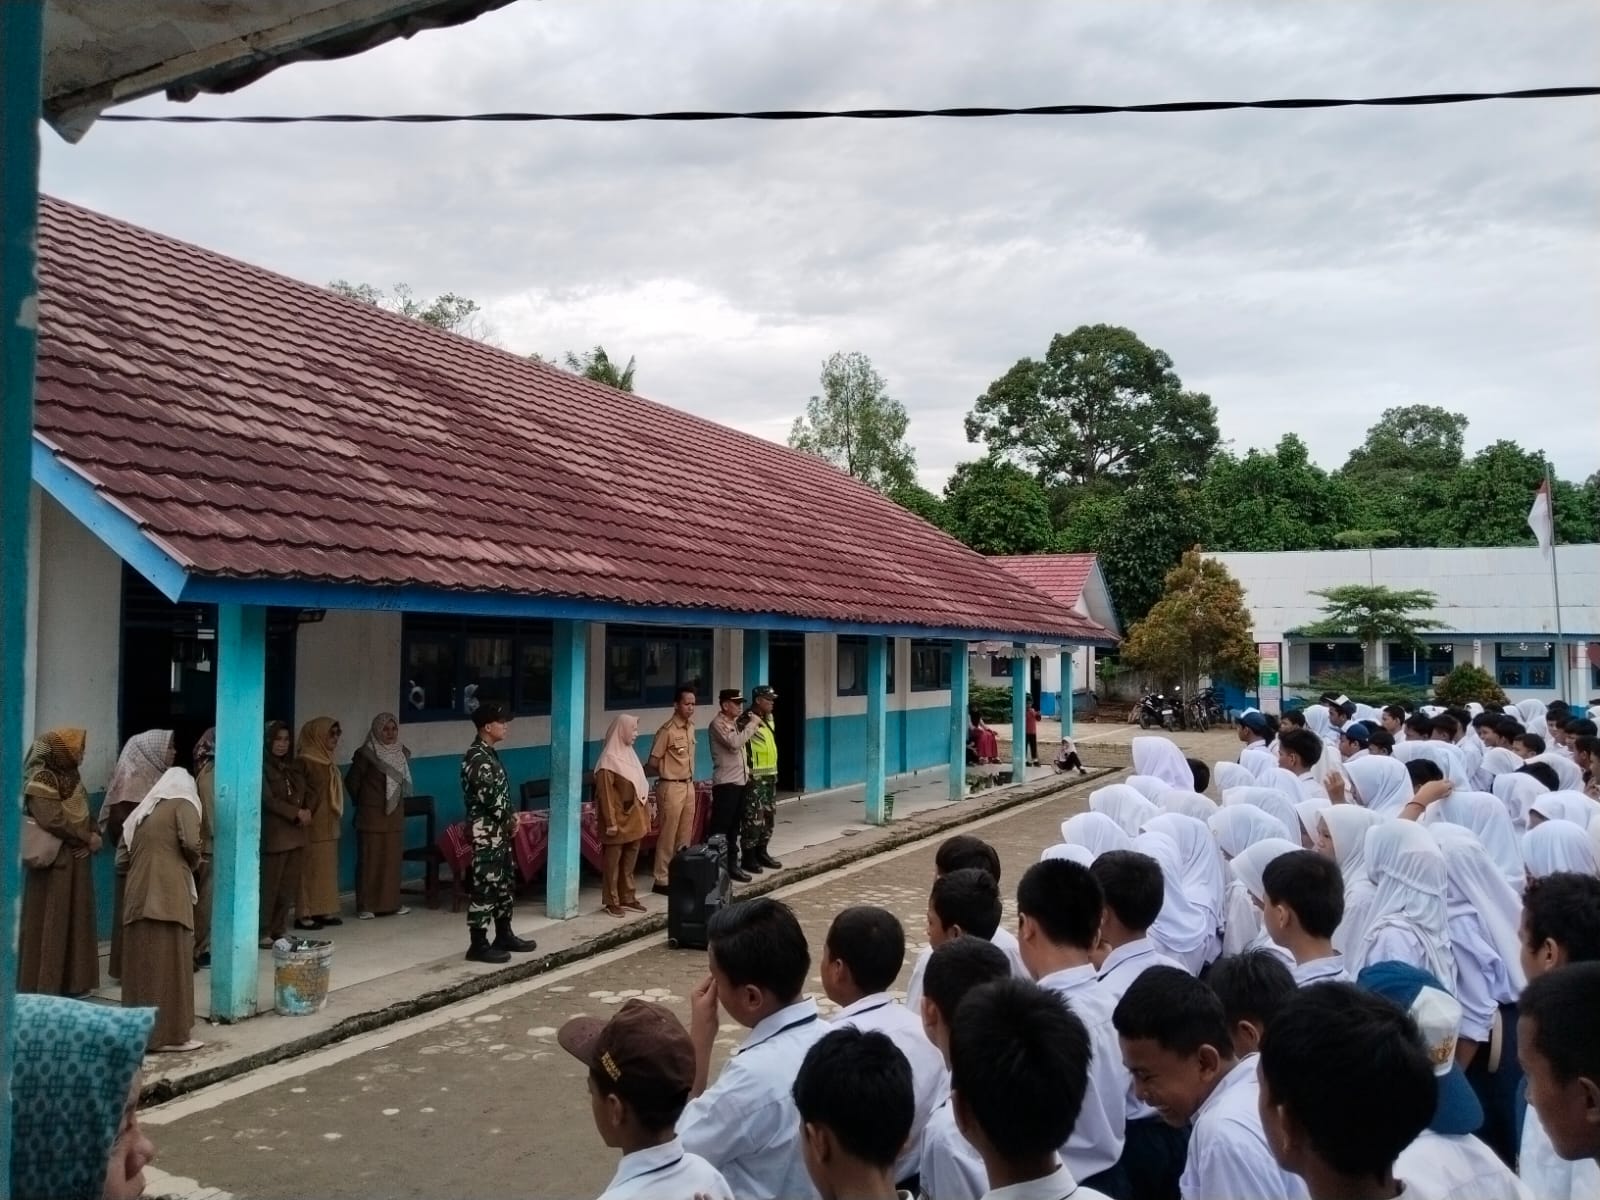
[20,195,1093,1021]
[1207,545,1600,711]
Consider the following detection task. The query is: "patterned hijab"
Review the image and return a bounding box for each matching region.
[192,727,217,775]
[361,713,412,815]
[99,729,175,828]
[9,995,155,1200]
[22,728,90,829]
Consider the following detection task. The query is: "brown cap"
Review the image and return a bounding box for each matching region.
[557,1000,694,1106]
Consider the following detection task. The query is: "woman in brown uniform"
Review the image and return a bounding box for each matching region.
[99,728,174,980]
[18,728,99,996]
[260,720,309,945]
[347,712,412,920]
[191,727,217,969]
[121,765,204,1052]
[592,714,650,918]
[295,717,345,929]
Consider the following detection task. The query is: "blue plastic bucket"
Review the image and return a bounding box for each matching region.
[273,938,333,1015]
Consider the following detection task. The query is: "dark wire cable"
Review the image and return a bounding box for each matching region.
[97,85,1600,125]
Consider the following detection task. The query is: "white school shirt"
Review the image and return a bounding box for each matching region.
[1520,1105,1600,1200]
[1445,911,1517,1043]
[835,992,950,1182]
[1096,938,1180,1121]
[597,1138,735,1200]
[1396,1130,1531,1200]
[1290,954,1350,986]
[1035,964,1127,1181]
[904,930,1030,1011]
[980,1162,1114,1200]
[918,1098,988,1200]
[1180,1054,1309,1200]
[677,998,830,1200]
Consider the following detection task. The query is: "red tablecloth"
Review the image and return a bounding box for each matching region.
[438,782,713,883]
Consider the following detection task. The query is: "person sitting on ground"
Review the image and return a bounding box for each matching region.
[821,906,947,1193]
[1278,730,1326,801]
[1338,722,1371,762]
[1405,714,1435,742]
[1187,758,1211,794]
[679,898,830,1200]
[558,999,734,1200]
[1431,714,1462,745]
[1515,733,1546,760]
[1520,963,1600,1175]
[916,937,1013,1200]
[1055,736,1089,776]
[1113,966,1309,1200]
[1260,851,1349,985]
[1014,860,1129,1195]
[1368,728,1396,757]
[1202,950,1298,1059]
[949,979,1114,1200]
[903,837,1027,1009]
[794,1028,917,1200]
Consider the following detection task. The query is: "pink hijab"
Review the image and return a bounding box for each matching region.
[594,714,649,803]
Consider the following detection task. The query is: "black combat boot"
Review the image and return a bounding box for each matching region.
[756,848,782,870]
[466,926,510,964]
[726,840,751,882]
[493,917,538,954]
[742,852,765,874]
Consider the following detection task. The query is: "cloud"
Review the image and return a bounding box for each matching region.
[41,0,1600,489]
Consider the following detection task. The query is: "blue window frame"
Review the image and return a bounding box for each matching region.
[1386,642,1456,687]
[401,614,553,721]
[605,625,714,708]
[1308,642,1365,678]
[1496,642,1555,690]
[837,636,896,696]
[910,640,953,693]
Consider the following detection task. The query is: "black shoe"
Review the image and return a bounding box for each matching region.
[320,916,344,927]
[757,851,782,870]
[466,929,511,964]
[652,883,671,896]
[743,855,765,874]
[492,919,538,954]
[294,918,324,931]
[728,863,752,882]
[193,952,211,971]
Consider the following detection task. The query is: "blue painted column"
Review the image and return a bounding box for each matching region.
[1,2,46,1179]
[864,636,888,825]
[212,604,267,1022]
[1012,645,1029,781]
[743,628,770,699]
[948,641,969,801]
[1062,650,1075,738]
[548,619,589,919]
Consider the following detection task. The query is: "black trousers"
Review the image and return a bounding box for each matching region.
[1025,732,1038,761]
[1465,1002,1523,1169]
[1112,1115,1189,1200]
[709,783,745,864]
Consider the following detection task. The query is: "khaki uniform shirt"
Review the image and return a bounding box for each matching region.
[650,716,696,782]
[709,713,759,786]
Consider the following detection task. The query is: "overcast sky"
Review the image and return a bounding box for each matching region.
[41,0,1600,490]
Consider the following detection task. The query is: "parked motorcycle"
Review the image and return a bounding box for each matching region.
[1137,691,1179,731]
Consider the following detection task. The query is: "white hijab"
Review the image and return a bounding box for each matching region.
[1133,829,1217,957]
[1261,766,1308,804]
[1159,789,1219,822]
[1357,821,1455,990]
[1428,790,1524,893]
[1061,811,1133,859]
[1518,699,1549,731]
[1428,823,1527,992]
[1124,775,1172,802]
[123,766,204,904]
[1230,837,1302,903]
[1293,798,1333,845]
[1143,812,1227,927]
[1345,755,1414,816]
[1213,762,1257,794]
[1393,739,1471,790]
[1209,805,1292,859]
[1532,753,1585,793]
[361,712,413,815]
[1303,705,1336,744]
[1476,747,1524,788]
[1523,818,1600,878]
[1223,787,1303,845]
[1042,843,1095,867]
[1131,737,1194,791]
[594,714,650,804]
[1240,745,1279,782]
[1091,785,1162,837]
[1493,771,1550,832]
[1530,791,1600,828]
[1321,805,1383,956]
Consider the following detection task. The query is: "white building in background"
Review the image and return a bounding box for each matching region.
[1207,545,1600,711]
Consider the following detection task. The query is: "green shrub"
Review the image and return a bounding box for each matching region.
[969,684,1013,722]
[1283,670,1427,710]
[1433,663,1510,709]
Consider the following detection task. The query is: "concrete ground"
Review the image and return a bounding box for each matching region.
[139,727,1245,1200]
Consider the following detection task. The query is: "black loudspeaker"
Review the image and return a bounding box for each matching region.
[666,835,732,950]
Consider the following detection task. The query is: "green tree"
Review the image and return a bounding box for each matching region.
[327,280,492,340]
[941,458,1055,555]
[1199,434,1361,551]
[964,324,1220,488]
[1123,550,1258,693]
[1296,584,1444,675]
[887,481,947,528]
[1434,664,1509,709]
[563,346,637,392]
[1338,405,1468,545]
[788,352,917,493]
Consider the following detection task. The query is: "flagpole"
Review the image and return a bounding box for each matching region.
[1546,468,1568,704]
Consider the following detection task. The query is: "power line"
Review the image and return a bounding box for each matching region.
[96,85,1600,125]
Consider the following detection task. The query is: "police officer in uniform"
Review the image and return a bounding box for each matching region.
[460,701,539,964]
[741,686,782,874]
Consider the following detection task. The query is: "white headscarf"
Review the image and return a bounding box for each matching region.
[1493,771,1550,832]
[1531,753,1585,793]
[1428,790,1524,893]
[1061,811,1133,859]
[1518,699,1548,731]
[1353,703,1384,725]
[1223,787,1303,845]
[1213,762,1257,794]
[1357,821,1455,990]
[1393,739,1472,790]
[1209,805,1292,860]
[1230,837,1302,903]
[1261,766,1309,804]
[1133,829,1218,959]
[594,714,650,805]
[1124,775,1172,802]
[1320,805,1383,956]
[1042,843,1096,867]
[1345,755,1414,816]
[1523,819,1600,878]
[361,712,413,816]
[1091,785,1162,837]
[1240,745,1279,782]
[1159,789,1219,822]
[1293,798,1333,845]
[1131,737,1195,791]
[1303,705,1336,744]
[1530,791,1600,828]
[1143,812,1227,928]
[122,767,204,904]
[1476,747,1524,788]
[1428,823,1527,992]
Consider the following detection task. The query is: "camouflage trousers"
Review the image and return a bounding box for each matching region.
[467,841,515,930]
[741,775,777,851]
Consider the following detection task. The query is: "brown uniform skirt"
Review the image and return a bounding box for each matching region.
[121,918,195,1049]
[18,854,99,997]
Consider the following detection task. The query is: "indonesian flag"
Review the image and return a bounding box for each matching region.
[1528,480,1554,557]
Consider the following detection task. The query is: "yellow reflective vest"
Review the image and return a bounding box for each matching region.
[747,717,778,777]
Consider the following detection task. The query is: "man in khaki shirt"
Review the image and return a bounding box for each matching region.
[646,686,698,894]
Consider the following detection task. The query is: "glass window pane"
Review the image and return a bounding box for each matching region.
[517,640,553,714]
[643,638,678,702]
[462,635,513,716]
[838,642,861,695]
[608,638,643,705]
[404,635,457,715]
[680,642,710,701]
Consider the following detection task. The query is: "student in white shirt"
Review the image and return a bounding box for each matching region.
[1014,860,1129,1195]
[680,897,831,1200]
[916,937,1013,1200]
[1278,729,1330,802]
[557,999,734,1200]
[948,978,1114,1200]
[1257,981,1439,1200]
[1519,963,1600,1179]
[1259,850,1350,985]
[1112,966,1308,1200]
[904,836,1029,1011]
[1357,963,1532,1200]
[793,1027,919,1200]
[1089,850,1186,1200]
[1338,721,1372,762]
[822,906,948,1191]
[1204,950,1297,1060]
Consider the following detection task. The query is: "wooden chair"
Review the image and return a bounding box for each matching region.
[400,794,444,910]
[519,778,550,811]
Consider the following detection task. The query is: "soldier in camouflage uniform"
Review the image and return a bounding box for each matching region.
[460,701,539,964]
[741,685,782,873]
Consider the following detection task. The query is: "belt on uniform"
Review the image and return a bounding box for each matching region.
[660,778,691,783]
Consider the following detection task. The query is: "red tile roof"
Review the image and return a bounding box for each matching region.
[989,555,1118,642]
[33,196,1091,640]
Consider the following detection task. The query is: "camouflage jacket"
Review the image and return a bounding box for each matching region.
[461,737,514,848]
